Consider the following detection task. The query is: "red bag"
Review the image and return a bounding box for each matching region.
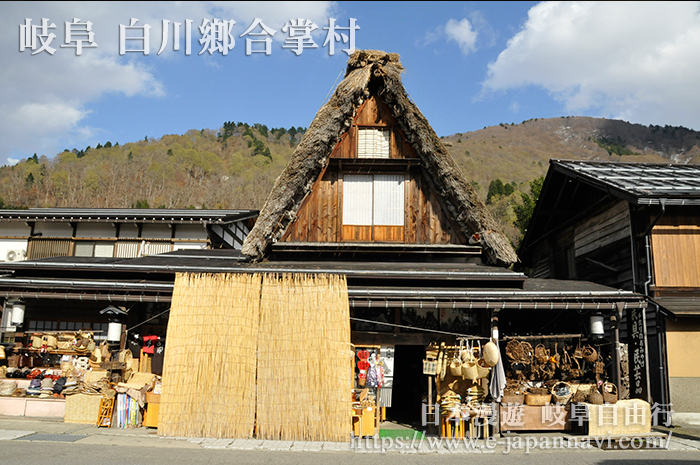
[142,335,159,355]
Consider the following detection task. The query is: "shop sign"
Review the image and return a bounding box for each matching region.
[627,308,650,402]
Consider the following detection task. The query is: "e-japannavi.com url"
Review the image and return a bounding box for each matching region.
[349,432,672,453]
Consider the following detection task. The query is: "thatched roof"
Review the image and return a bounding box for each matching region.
[242,50,518,267]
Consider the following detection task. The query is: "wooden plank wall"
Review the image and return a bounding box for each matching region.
[281,93,464,245]
[651,224,700,287]
[528,200,633,287]
[531,245,551,279]
[574,201,630,257]
[282,169,461,244]
[333,97,412,160]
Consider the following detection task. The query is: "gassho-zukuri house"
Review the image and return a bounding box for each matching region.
[0,51,651,441]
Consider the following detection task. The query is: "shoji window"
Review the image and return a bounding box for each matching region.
[343,174,404,226]
[357,128,390,158]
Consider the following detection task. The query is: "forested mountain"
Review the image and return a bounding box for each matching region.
[3,117,700,247]
[1,123,304,212]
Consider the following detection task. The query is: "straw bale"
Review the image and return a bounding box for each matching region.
[255,273,353,442]
[158,273,262,439]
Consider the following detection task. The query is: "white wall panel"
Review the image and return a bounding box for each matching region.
[343,175,373,225]
[373,175,404,226]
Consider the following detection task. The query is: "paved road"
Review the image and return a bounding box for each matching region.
[2,440,700,465]
[1,416,699,465]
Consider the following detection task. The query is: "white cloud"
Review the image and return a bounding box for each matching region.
[445,18,478,55]
[482,1,700,129]
[0,1,335,164]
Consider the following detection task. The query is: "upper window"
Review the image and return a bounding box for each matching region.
[75,241,114,258]
[343,174,404,226]
[357,128,390,158]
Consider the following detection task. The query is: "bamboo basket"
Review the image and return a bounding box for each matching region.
[64,393,103,424]
[588,390,604,405]
[582,345,598,362]
[551,381,572,405]
[524,393,552,406]
[601,382,618,404]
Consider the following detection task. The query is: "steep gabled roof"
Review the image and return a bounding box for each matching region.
[242,50,518,267]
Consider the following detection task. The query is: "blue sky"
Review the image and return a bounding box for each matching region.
[3,1,700,166]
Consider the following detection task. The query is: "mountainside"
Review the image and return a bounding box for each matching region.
[444,116,700,197]
[3,117,700,247]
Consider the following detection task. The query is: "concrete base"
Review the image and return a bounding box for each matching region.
[0,397,65,418]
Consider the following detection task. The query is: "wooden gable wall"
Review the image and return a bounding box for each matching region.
[651,208,700,287]
[281,95,464,245]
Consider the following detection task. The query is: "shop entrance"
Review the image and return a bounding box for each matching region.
[385,344,426,426]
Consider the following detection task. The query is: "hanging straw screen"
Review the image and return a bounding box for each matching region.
[256,273,353,442]
[158,273,262,438]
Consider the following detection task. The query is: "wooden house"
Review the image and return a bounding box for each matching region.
[519,159,700,423]
[0,53,648,432]
[0,208,257,262]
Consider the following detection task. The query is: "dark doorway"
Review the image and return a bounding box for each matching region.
[386,344,426,426]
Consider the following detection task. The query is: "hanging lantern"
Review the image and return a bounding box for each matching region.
[100,305,128,345]
[590,313,605,337]
[107,322,123,342]
[10,300,25,327]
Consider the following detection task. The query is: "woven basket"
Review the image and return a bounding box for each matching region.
[449,358,463,377]
[601,382,618,404]
[476,359,491,379]
[551,381,572,405]
[425,342,439,359]
[461,360,479,381]
[582,345,598,363]
[64,393,103,424]
[525,393,552,406]
[588,390,604,405]
[42,334,58,350]
[571,390,587,403]
[534,344,550,364]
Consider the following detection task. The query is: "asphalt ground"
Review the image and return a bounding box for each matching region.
[0,415,699,465]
